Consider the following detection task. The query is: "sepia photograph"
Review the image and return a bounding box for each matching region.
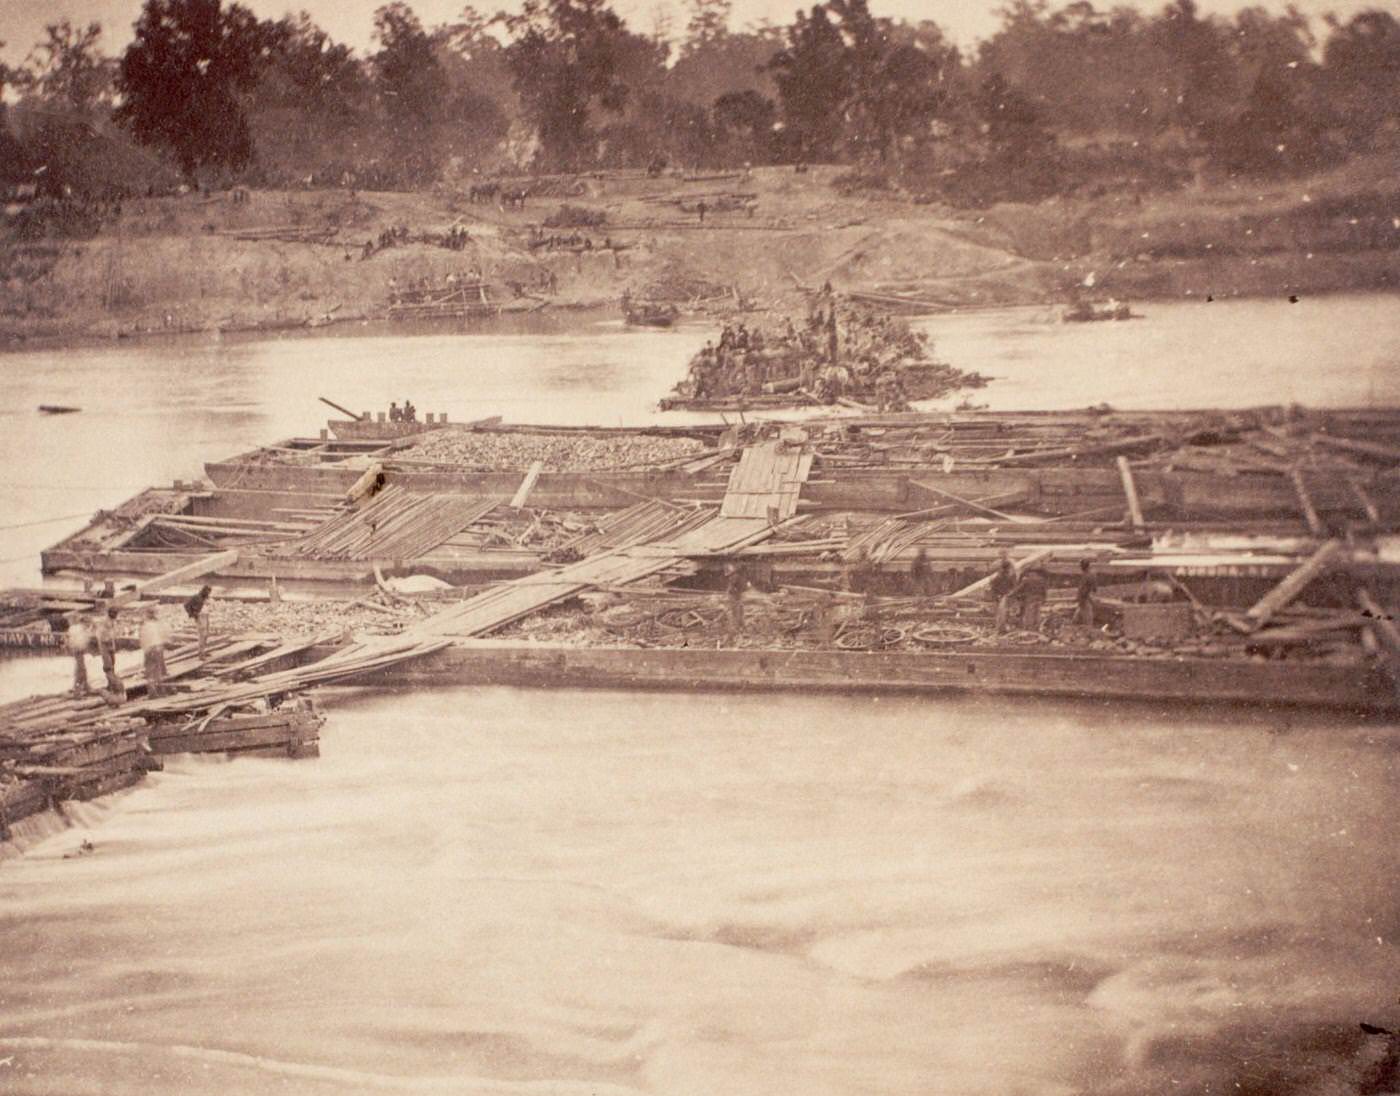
[0,0,1398,1090]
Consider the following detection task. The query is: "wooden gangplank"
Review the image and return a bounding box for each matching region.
[416,443,814,638]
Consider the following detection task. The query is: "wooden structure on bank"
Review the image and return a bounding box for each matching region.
[387,280,497,320]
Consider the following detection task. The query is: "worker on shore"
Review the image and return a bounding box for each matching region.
[1015,566,1049,632]
[724,564,747,642]
[910,546,930,597]
[813,590,836,647]
[403,400,417,423]
[140,607,170,697]
[94,605,124,701]
[68,613,93,698]
[1075,558,1097,627]
[185,585,213,658]
[989,553,1018,633]
[389,402,401,422]
[697,200,707,225]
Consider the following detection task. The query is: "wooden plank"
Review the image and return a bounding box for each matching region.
[1290,469,1326,536]
[510,461,544,509]
[942,548,1056,601]
[1312,433,1400,465]
[908,480,1026,522]
[110,550,240,607]
[1117,456,1145,530]
[1351,480,1381,524]
[1241,539,1345,630]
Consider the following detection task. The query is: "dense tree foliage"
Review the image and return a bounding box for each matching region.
[0,0,1394,201]
[115,0,272,180]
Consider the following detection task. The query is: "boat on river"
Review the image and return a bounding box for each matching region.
[622,300,679,328]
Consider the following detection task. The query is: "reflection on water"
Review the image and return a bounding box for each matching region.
[1,295,1399,1094]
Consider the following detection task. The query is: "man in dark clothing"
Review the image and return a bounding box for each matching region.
[185,585,212,658]
[1075,558,1098,627]
[910,547,930,597]
[1016,566,1049,632]
[989,554,1018,633]
[725,565,747,641]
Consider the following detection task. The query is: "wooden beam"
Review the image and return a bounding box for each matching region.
[1351,480,1381,524]
[110,550,240,607]
[510,461,545,509]
[1290,468,1325,536]
[941,548,1055,601]
[1312,433,1400,465]
[344,462,384,505]
[318,396,364,422]
[984,433,1164,468]
[1117,456,1145,530]
[1240,539,1344,631]
[907,481,1027,522]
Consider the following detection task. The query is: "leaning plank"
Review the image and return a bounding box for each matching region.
[1289,469,1325,536]
[510,461,545,509]
[345,461,384,505]
[1351,480,1381,524]
[111,550,240,607]
[941,548,1056,601]
[1242,539,1344,630]
[1117,456,1145,530]
[907,481,1027,522]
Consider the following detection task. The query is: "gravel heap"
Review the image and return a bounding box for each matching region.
[157,598,414,642]
[397,430,705,471]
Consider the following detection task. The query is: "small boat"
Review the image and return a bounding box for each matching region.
[623,300,679,328]
[38,404,82,414]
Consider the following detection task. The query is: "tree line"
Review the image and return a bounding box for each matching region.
[1,0,1397,206]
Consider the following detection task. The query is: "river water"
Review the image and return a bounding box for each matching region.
[1,294,1398,1095]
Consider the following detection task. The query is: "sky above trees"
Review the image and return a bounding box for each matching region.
[3,0,1397,62]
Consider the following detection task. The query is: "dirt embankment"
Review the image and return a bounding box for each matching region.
[2,157,1396,347]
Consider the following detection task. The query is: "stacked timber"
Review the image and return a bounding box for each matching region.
[289,487,502,560]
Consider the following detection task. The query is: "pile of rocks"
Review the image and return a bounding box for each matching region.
[398,430,705,471]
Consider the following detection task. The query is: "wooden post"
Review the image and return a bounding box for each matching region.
[1117,456,1144,530]
[1242,539,1344,630]
[1290,468,1325,536]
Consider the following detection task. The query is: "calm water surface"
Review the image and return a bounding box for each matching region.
[1,295,1398,1095]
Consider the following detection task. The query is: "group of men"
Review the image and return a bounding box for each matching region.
[67,586,214,703]
[388,400,418,423]
[989,554,1097,634]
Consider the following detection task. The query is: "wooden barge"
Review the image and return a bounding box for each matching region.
[23,405,1400,715]
[331,641,1397,714]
